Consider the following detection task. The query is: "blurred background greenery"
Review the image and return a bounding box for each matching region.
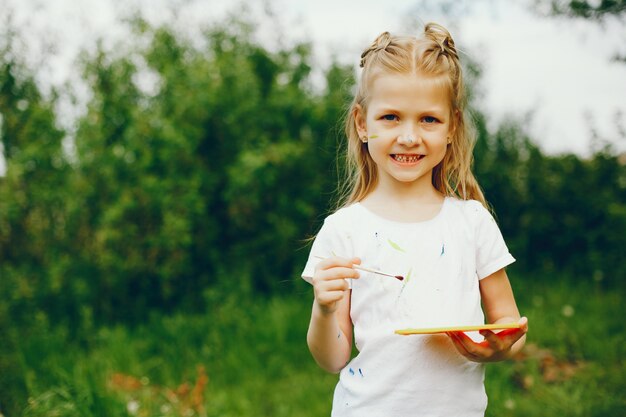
[0,1,625,416]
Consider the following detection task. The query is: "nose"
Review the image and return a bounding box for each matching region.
[397,133,421,146]
[397,122,422,146]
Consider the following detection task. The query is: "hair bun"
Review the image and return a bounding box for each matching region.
[424,23,458,59]
[360,31,392,68]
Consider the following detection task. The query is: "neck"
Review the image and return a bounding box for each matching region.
[368,175,442,204]
[359,178,445,222]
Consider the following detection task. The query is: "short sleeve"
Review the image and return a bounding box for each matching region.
[473,203,516,279]
[301,215,352,284]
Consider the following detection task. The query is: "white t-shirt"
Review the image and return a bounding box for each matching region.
[302,197,515,417]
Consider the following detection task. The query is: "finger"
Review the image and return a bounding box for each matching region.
[453,331,490,358]
[315,256,358,271]
[315,290,347,306]
[449,332,469,356]
[446,332,466,353]
[492,328,520,338]
[447,332,467,351]
[315,277,350,293]
[447,332,478,359]
[314,266,360,282]
[479,329,506,351]
[491,318,528,339]
[519,316,529,332]
[496,328,526,347]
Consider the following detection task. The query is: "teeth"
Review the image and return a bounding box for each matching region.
[394,154,421,163]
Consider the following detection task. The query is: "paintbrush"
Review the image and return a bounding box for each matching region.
[314,256,404,281]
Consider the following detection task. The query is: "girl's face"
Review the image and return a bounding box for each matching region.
[355,72,453,192]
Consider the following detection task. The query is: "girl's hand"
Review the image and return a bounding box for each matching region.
[446,317,528,363]
[312,256,361,315]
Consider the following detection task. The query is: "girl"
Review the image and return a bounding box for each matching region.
[302,23,528,416]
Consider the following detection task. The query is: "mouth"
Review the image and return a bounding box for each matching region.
[391,154,424,163]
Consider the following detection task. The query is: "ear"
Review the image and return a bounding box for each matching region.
[353,104,368,138]
[447,109,459,142]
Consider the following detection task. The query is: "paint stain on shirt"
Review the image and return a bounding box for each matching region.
[396,267,412,301]
[387,239,405,252]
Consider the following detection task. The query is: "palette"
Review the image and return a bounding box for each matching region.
[395,323,522,335]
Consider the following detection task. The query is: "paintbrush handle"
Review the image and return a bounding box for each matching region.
[313,256,400,280]
[353,264,397,278]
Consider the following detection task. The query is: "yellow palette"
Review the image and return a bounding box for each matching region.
[395,323,522,335]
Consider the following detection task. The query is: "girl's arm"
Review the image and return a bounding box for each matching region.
[306,257,360,373]
[447,268,528,363]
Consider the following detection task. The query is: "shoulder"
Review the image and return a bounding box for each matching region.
[446,197,486,210]
[443,197,498,231]
[323,204,362,228]
[445,197,490,218]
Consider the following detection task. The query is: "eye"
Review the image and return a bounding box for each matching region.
[381,114,399,122]
[422,116,439,124]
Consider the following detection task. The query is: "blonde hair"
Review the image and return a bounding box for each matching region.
[336,23,487,209]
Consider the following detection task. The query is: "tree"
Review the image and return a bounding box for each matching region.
[536,0,626,20]
[0,26,70,414]
[533,0,626,61]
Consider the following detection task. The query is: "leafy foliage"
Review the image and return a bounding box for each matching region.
[537,0,626,20]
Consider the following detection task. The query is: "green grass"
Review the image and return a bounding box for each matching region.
[485,278,626,417]
[4,277,626,416]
